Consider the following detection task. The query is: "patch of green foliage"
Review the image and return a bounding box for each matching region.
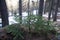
[14,14,57,35]
[14,14,22,23]
[25,15,57,35]
[5,24,24,40]
[5,14,57,40]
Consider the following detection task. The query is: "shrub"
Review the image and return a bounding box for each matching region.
[5,24,24,40]
[23,15,57,35]
[5,14,57,40]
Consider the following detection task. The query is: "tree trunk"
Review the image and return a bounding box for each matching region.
[53,0,59,21]
[0,0,9,27]
[48,0,54,20]
[38,0,44,16]
[28,0,31,32]
[19,0,22,24]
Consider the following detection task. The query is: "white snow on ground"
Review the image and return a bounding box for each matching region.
[9,11,60,25]
[9,16,18,25]
[9,13,60,24]
[0,10,60,27]
[22,12,28,16]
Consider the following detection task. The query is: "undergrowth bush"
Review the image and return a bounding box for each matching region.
[24,15,57,35]
[5,14,57,40]
[5,24,24,40]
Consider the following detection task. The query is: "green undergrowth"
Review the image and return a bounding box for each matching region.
[4,15,57,40]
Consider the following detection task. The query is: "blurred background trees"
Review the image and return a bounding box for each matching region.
[0,0,60,27]
[0,0,9,27]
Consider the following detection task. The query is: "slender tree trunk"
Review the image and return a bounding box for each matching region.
[53,0,59,21]
[48,0,54,20]
[28,0,31,31]
[0,0,9,27]
[38,0,44,16]
[19,0,22,24]
[28,0,30,15]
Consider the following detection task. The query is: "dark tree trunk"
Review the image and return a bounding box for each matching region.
[19,0,22,24]
[0,0,9,27]
[53,0,59,21]
[38,0,44,16]
[48,0,54,20]
[27,0,30,23]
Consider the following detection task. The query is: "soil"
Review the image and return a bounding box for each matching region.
[23,31,57,40]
